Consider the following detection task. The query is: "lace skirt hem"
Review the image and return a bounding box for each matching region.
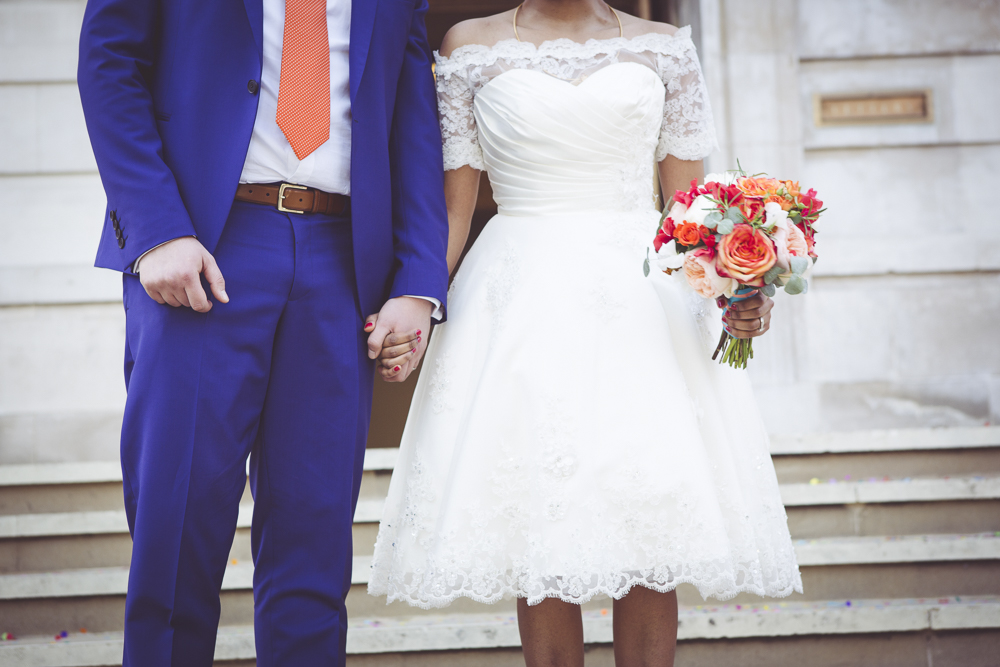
[369,569,803,610]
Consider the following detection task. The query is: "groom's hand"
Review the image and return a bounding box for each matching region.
[365,296,432,383]
[138,237,229,313]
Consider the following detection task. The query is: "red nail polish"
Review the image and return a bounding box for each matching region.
[411,348,417,354]
[417,336,422,343]
[364,323,373,330]
[416,330,422,336]
[393,365,401,372]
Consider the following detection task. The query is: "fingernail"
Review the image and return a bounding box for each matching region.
[410,348,417,354]
[364,323,374,331]
[416,330,422,336]
[393,365,401,372]
[417,336,422,343]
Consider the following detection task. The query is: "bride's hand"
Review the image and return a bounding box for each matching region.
[372,328,423,379]
[724,291,773,339]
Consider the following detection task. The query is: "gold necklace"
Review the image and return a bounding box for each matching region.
[513,3,624,43]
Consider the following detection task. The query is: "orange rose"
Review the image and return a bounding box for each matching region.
[673,221,705,247]
[782,180,801,198]
[736,177,782,198]
[716,224,777,286]
[765,194,794,211]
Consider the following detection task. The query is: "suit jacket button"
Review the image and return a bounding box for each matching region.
[110,210,118,223]
[114,228,123,240]
[118,237,126,249]
[247,79,259,94]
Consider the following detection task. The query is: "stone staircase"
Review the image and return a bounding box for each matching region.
[1,427,999,666]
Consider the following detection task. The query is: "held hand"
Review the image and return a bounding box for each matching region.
[365,296,433,382]
[138,237,229,313]
[723,291,773,339]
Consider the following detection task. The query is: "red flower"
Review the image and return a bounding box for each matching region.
[673,179,705,208]
[798,189,823,218]
[653,227,671,252]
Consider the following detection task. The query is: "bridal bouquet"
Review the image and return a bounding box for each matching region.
[644,168,824,368]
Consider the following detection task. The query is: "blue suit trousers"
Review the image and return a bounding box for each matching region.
[120,201,373,666]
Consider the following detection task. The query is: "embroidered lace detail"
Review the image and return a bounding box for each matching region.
[591,285,626,321]
[485,242,521,331]
[370,441,802,608]
[685,287,719,350]
[428,352,454,415]
[435,28,717,171]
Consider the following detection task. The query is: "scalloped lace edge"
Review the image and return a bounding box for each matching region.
[435,27,694,77]
[369,568,803,610]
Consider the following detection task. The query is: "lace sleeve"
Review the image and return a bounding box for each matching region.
[655,37,718,163]
[434,53,485,172]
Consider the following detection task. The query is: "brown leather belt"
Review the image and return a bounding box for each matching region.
[235,182,349,216]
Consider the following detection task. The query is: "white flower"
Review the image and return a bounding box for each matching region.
[704,171,739,186]
[655,239,685,271]
[665,200,688,224]
[764,201,788,229]
[684,194,716,226]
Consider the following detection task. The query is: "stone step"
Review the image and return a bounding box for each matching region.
[3,425,996,491]
[4,534,999,636]
[1,596,997,666]
[3,475,997,544]
[767,426,1000,456]
[4,534,997,603]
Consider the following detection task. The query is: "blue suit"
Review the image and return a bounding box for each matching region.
[77,1,448,664]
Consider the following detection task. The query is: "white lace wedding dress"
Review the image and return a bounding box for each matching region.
[367,28,803,608]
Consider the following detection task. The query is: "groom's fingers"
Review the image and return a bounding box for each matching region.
[367,323,391,359]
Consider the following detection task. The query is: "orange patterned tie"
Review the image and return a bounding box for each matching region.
[276,0,330,160]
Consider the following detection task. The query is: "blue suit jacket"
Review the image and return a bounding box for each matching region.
[78,0,449,319]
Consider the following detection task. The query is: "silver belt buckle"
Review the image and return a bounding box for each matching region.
[277,182,307,214]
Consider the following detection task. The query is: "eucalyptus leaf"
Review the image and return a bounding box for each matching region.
[643,250,650,277]
[784,275,807,295]
[763,265,784,285]
[790,256,810,276]
[703,211,723,230]
[761,283,776,297]
[716,219,735,235]
[725,206,743,223]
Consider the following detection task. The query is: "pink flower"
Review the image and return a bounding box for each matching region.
[684,248,738,299]
[766,202,808,273]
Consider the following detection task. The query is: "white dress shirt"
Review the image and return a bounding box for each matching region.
[239,0,353,194]
[140,0,442,317]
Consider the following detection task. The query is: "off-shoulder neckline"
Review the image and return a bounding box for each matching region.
[436,26,693,65]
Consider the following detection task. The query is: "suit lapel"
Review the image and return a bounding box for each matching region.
[244,0,264,63]
[350,0,378,103]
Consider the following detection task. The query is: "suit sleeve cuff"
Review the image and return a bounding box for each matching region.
[131,236,196,273]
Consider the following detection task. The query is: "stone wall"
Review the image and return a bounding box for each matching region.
[699,0,1000,431]
[0,0,126,463]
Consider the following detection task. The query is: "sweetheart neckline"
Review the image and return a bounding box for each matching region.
[475,61,665,98]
